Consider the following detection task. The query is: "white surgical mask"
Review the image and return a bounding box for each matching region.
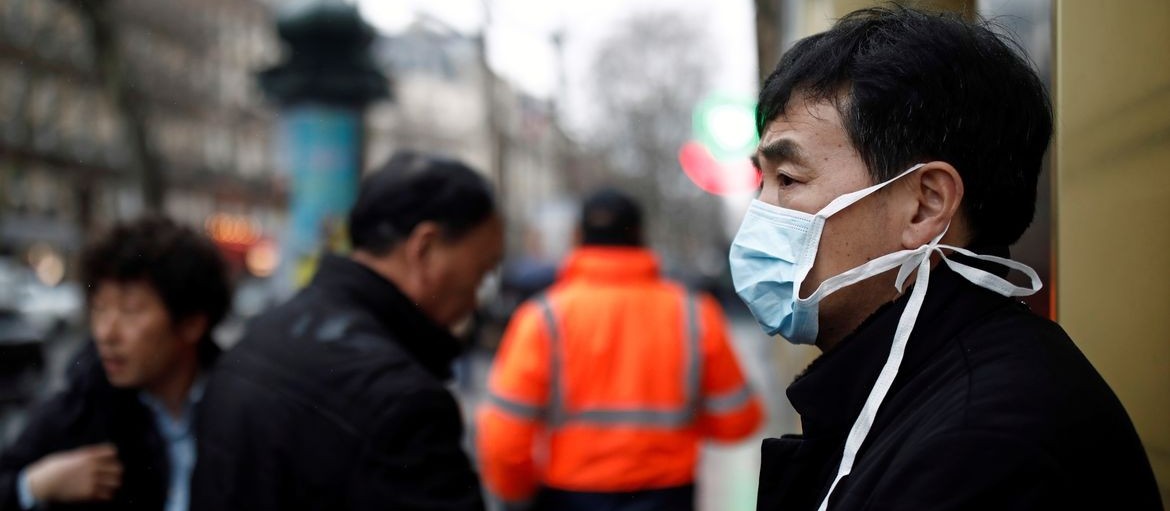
[728,164,1043,511]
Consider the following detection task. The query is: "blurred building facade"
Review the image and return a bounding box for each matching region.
[0,0,284,277]
[366,15,583,260]
[366,15,493,174]
[0,0,588,282]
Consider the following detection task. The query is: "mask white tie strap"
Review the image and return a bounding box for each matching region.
[816,239,1041,511]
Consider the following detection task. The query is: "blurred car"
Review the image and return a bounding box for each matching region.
[0,301,45,447]
[19,281,82,338]
[0,307,43,401]
[0,257,82,339]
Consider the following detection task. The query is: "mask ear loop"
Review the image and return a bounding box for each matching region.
[798,226,946,307]
[815,164,926,219]
[941,247,1043,297]
[796,163,927,302]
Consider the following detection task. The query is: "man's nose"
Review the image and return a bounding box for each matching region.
[92,314,120,345]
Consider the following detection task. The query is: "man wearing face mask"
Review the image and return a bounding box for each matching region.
[733,7,1161,510]
[191,152,503,511]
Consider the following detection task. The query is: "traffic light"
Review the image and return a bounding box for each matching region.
[693,93,758,161]
[679,93,761,195]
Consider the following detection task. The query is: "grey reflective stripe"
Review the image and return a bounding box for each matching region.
[537,291,702,430]
[684,291,702,423]
[535,296,564,426]
[485,488,532,510]
[568,408,693,427]
[487,391,546,420]
[704,384,753,414]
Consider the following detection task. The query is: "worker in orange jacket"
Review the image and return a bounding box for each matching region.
[477,189,763,511]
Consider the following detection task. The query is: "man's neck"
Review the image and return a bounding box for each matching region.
[351,251,409,293]
[145,353,200,419]
[814,271,908,352]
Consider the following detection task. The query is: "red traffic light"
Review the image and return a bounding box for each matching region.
[678,141,761,195]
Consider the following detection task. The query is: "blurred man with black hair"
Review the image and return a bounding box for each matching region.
[191,152,500,511]
[478,188,762,511]
[734,6,1160,510]
[0,217,231,511]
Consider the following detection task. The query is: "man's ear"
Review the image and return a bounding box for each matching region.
[177,315,208,346]
[403,221,442,272]
[902,161,965,249]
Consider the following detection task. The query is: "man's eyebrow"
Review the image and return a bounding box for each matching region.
[756,139,805,165]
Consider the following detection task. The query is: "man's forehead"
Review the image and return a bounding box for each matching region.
[758,101,848,151]
[764,98,843,131]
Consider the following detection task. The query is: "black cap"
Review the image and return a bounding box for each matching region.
[580,188,643,247]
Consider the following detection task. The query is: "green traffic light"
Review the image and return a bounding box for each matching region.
[692,93,759,162]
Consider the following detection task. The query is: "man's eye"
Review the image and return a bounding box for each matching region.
[777,173,796,187]
[120,301,147,314]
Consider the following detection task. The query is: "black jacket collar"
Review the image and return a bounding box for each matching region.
[309,254,462,380]
[787,247,1015,438]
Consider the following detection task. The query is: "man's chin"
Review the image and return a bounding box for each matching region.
[104,372,140,389]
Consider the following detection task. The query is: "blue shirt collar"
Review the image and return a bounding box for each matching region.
[138,376,206,441]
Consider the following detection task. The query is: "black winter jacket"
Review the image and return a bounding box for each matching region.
[0,340,219,511]
[757,255,1162,510]
[190,255,484,511]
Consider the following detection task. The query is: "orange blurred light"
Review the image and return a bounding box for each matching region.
[206,213,261,246]
[245,240,279,278]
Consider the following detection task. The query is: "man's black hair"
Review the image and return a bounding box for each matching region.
[349,150,497,255]
[756,6,1052,247]
[81,216,232,336]
[580,188,643,247]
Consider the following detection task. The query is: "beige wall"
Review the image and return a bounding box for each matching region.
[1054,1,1170,503]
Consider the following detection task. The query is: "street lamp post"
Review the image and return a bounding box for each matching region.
[259,0,390,292]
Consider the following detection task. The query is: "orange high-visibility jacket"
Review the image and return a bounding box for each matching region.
[477,247,763,502]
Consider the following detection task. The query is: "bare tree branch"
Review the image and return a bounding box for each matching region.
[67,0,166,213]
[586,10,729,277]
